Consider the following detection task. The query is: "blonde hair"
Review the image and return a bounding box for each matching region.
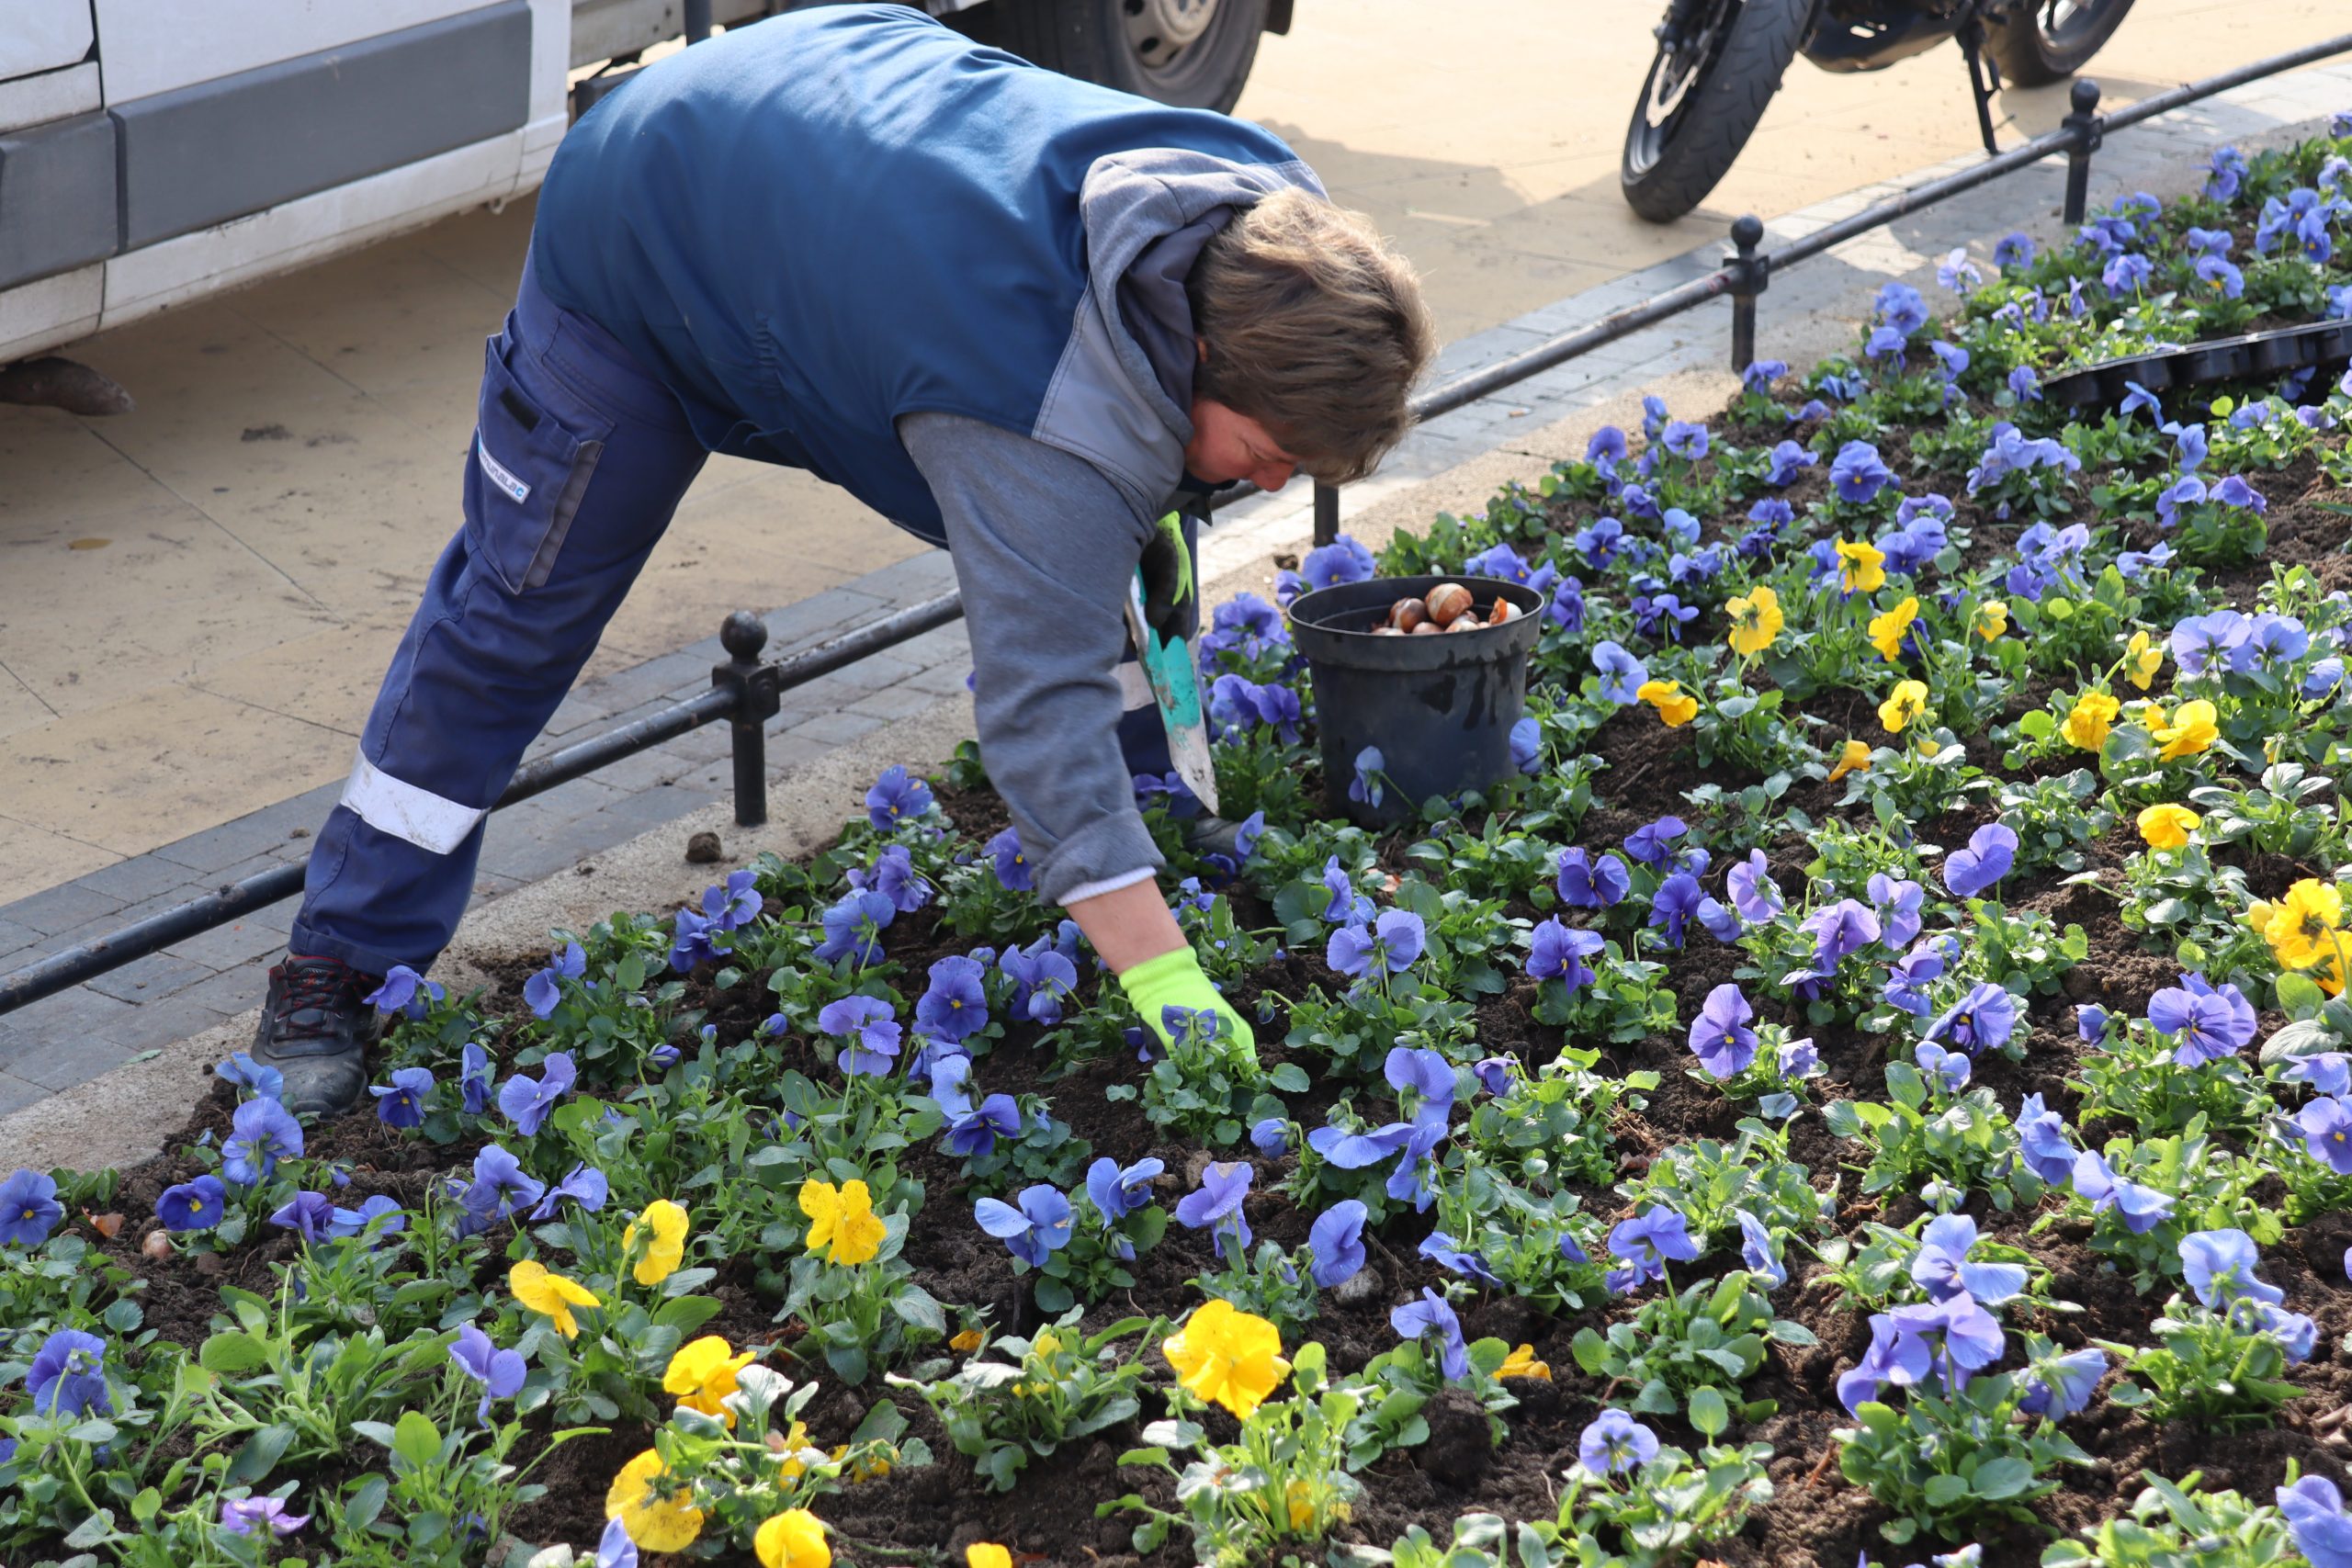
[1189,188,1437,486]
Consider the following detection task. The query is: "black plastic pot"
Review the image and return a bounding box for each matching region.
[1288,574,1546,827]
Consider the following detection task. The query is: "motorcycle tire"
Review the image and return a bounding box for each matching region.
[1621,0,1815,224]
[994,0,1268,114]
[1982,0,2136,86]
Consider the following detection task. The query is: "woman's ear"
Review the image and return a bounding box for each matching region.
[1195,335,1209,365]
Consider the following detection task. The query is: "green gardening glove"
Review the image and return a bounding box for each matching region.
[1136,511,1195,641]
[1119,946,1258,1072]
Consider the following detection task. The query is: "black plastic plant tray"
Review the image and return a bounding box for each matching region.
[2042,317,2352,409]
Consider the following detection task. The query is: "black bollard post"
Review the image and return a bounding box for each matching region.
[2062,78,2103,227]
[1312,481,1340,548]
[712,611,781,828]
[1727,215,1770,373]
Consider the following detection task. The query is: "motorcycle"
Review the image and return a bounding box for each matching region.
[1621,0,2137,221]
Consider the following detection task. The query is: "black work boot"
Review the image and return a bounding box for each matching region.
[250,955,381,1118]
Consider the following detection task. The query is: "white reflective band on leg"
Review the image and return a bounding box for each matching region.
[1114,660,1154,710]
[339,751,486,855]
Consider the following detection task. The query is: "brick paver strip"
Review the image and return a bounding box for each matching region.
[4,60,2347,1117]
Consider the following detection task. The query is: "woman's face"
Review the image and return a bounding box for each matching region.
[1184,397,1298,492]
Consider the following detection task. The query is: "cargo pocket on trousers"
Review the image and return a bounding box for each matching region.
[463,336,611,595]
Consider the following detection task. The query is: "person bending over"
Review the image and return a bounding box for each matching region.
[249,3,1435,1115]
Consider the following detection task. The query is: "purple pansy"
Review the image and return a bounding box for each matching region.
[1555,847,1632,908]
[2072,1151,2175,1233]
[1943,824,2018,898]
[497,1052,578,1138]
[1927,982,2018,1055]
[932,1055,1022,1157]
[156,1174,229,1233]
[1390,1288,1471,1380]
[449,1322,528,1423]
[915,954,989,1043]
[1527,918,1603,990]
[820,996,904,1077]
[1801,898,1882,969]
[221,1097,304,1188]
[1577,1409,1658,1475]
[524,942,587,1020]
[371,1066,434,1130]
[1173,1161,1254,1265]
[27,1327,111,1417]
[2146,973,2258,1066]
[1606,1207,1700,1293]
[974,1184,1074,1268]
[1689,984,1758,1079]
[865,764,933,829]
[1727,850,1783,922]
[1308,1201,1368,1287]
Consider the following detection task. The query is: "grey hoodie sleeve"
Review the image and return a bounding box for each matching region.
[898,410,1166,905]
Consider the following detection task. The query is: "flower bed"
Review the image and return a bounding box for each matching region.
[10,125,2352,1568]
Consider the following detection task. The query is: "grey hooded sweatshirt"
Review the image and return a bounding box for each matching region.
[899,147,1322,906]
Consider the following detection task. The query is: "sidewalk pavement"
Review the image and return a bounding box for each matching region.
[2,54,2348,1124]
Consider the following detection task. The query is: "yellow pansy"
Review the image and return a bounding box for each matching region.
[1867,596,1919,662]
[753,1507,831,1568]
[1878,680,1929,735]
[949,1327,984,1353]
[2136,805,2200,852]
[1635,679,1699,728]
[509,1259,600,1339]
[1497,1344,1552,1381]
[1725,584,1783,656]
[1286,1478,1317,1532]
[1161,1299,1291,1420]
[1973,601,2008,640]
[826,1441,893,1482]
[1827,739,1873,784]
[1837,539,1886,594]
[2125,629,2164,691]
[2153,698,2219,761]
[663,1336,757,1427]
[2267,879,2346,971]
[967,1547,1013,1568]
[606,1450,704,1552]
[770,1417,818,1478]
[625,1200,689,1286]
[799,1179,887,1267]
[2060,690,2121,752]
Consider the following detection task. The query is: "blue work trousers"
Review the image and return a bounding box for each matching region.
[290,259,1188,976]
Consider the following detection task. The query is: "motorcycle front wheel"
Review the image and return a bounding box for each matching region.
[1982,0,2137,86]
[1620,0,1815,223]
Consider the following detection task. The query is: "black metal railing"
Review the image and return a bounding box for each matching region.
[4,32,2348,1019]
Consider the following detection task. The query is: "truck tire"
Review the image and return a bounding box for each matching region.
[996,0,1268,113]
[1981,0,2135,86]
[1620,0,1813,224]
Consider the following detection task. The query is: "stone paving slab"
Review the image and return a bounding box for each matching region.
[0,1073,45,1119]
[4,59,2349,1119]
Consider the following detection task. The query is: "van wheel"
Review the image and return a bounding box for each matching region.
[996,0,1269,112]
